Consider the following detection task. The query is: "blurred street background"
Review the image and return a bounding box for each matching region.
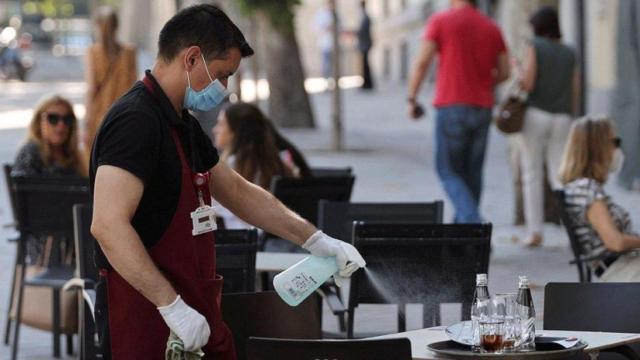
[1,0,640,358]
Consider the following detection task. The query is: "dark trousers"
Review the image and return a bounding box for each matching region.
[360,49,373,89]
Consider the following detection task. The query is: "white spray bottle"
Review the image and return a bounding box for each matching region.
[273,252,365,307]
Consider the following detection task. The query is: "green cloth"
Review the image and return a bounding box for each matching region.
[527,37,576,115]
[165,331,205,360]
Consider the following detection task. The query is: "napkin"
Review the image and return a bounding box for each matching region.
[165,331,205,360]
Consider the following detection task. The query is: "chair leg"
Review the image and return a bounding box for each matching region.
[66,333,73,355]
[4,237,23,345]
[347,308,355,339]
[4,263,17,345]
[52,288,61,358]
[11,258,27,360]
[398,304,406,333]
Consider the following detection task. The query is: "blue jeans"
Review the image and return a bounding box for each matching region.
[435,105,492,223]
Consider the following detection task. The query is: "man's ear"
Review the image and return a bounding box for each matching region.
[183,46,201,71]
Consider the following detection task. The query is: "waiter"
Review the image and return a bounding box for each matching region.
[89,5,365,359]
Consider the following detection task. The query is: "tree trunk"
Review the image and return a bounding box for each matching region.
[263,15,315,128]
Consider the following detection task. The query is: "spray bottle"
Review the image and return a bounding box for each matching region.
[274,253,365,307]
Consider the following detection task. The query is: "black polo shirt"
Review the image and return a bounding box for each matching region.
[90,70,219,268]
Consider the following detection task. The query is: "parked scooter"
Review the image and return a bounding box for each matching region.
[0,27,34,81]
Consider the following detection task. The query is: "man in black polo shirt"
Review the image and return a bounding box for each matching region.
[89,5,365,359]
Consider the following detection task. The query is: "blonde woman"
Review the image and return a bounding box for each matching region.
[12,94,85,176]
[84,6,137,159]
[559,116,640,282]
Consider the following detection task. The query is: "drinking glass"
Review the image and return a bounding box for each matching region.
[494,293,519,351]
[479,318,504,353]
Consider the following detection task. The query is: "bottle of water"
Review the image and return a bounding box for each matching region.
[470,273,490,351]
[516,275,536,351]
[273,255,338,306]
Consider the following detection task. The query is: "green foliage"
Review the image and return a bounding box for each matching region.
[236,0,301,32]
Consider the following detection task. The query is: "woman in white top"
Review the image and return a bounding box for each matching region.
[212,102,300,229]
[559,116,640,281]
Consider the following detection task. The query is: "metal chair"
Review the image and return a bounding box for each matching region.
[215,229,258,294]
[246,337,412,360]
[317,200,444,334]
[544,282,640,359]
[347,222,492,338]
[222,291,322,360]
[554,190,594,282]
[8,175,90,359]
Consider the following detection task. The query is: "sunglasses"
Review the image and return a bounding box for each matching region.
[612,137,622,148]
[45,113,74,126]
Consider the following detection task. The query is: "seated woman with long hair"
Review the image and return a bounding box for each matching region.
[559,116,640,282]
[13,94,85,177]
[212,102,307,228]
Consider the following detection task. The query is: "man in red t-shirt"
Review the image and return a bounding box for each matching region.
[407,0,509,223]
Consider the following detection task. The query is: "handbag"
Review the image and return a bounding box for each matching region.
[495,84,527,134]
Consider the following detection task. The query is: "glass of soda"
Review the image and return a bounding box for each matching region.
[479,318,505,353]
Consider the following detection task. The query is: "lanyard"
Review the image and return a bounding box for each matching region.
[143,75,210,205]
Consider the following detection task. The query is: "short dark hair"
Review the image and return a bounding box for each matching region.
[158,4,254,62]
[529,6,561,39]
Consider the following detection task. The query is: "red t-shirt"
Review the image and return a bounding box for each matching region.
[423,5,507,108]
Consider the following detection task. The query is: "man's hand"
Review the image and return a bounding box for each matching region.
[302,231,366,286]
[408,99,426,120]
[158,295,210,352]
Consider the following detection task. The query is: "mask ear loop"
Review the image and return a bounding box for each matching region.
[200,53,214,82]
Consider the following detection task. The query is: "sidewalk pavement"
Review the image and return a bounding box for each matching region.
[0,76,638,358]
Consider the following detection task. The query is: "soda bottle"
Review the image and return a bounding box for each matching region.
[516,275,536,351]
[470,273,490,351]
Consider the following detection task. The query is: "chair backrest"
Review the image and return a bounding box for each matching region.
[222,291,322,360]
[215,229,258,294]
[318,200,444,242]
[349,223,491,315]
[544,282,640,333]
[553,190,591,281]
[269,176,355,227]
[11,175,90,238]
[246,337,412,360]
[3,163,18,224]
[73,203,98,281]
[310,167,353,177]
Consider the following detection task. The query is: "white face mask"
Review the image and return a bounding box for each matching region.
[610,148,625,173]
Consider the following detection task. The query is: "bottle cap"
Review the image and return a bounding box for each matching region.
[476,273,488,286]
[518,275,529,287]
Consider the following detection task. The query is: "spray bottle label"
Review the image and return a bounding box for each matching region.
[284,272,318,299]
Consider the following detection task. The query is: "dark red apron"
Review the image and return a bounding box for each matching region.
[101,77,235,359]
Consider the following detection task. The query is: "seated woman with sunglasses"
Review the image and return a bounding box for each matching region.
[12,94,86,177]
[559,116,640,282]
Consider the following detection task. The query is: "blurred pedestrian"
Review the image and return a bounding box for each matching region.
[513,6,579,247]
[83,6,137,162]
[559,116,640,282]
[357,0,374,90]
[212,102,306,228]
[315,0,339,82]
[12,94,85,177]
[407,0,510,223]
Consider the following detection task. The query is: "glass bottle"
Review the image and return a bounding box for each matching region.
[470,273,490,351]
[516,275,536,351]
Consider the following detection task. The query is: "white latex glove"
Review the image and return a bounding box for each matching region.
[158,295,210,352]
[302,230,366,287]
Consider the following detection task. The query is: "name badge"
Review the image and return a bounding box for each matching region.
[190,205,217,236]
